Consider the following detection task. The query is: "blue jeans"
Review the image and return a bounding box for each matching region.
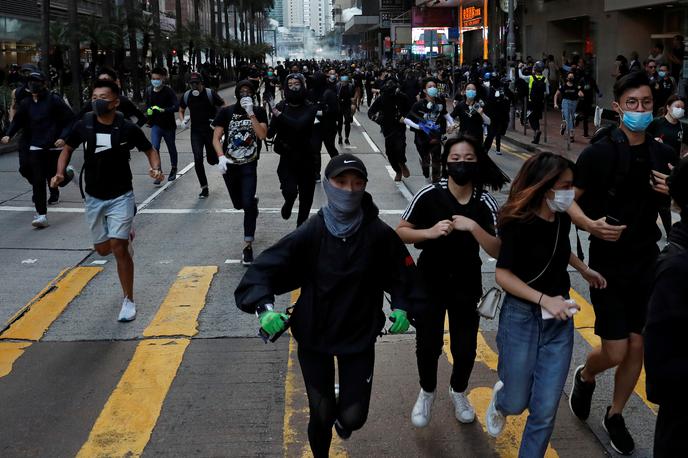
[495,294,573,458]
[151,125,179,168]
[561,99,578,133]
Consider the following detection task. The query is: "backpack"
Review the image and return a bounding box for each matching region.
[183,87,214,106]
[529,75,546,103]
[79,111,125,198]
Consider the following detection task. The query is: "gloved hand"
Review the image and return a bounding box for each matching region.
[418,120,439,135]
[240,97,254,116]
[146,106,164,116]
[259,311,289,336]
[389,309,410,334]
[216,156,231,174]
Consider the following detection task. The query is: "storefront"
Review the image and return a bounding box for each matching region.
[0,15,40,67]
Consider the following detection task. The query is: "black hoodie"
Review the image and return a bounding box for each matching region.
[644,217,688,405]
[235,193,427,355]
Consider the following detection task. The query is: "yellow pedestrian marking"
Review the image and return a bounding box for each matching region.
[0,267,102,379]
[569,289,658,414]
[143,266,218,337]
[283,289,347,457]
[1,267,102,341]
[78,266,217,457]
[443,315,559,457]
[76,338,189,458]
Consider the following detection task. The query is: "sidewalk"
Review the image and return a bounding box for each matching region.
[502,105,596,162]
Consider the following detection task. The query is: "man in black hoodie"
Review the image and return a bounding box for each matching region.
[235,154,425,458]
[644,156,688,458]
[309,71,339,181]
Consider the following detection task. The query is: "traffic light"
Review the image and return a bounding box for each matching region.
[172,49,177,56]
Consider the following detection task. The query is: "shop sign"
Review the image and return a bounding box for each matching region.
[462,5,482,28]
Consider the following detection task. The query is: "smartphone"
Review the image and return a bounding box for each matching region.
[605,215,622,226]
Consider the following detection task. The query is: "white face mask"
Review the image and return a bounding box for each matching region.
[547,189,575,213]
[672,107,685,119]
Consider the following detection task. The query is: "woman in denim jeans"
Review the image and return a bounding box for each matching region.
[485,153,607,457]
[554,72,584,143]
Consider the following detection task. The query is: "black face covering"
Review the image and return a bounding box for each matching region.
[92,99,114,116]
[447,161,479,186]
[28,81,44,93]
[285,87,306,104]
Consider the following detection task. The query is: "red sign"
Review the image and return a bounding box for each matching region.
[411,6,457,27]
[462,6,482,28]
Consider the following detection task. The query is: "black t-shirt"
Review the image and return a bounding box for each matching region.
[402,181,499,300]
[451,101,485,141]
[647,116,686,157]
[212,104,268,164]
[575,135,675,251]
[558,81,581,101]
[263,76,279,98]
[407,99,447,142]
[179,88,224,129]
[497,213,572,299]
[67,118,152,200]
[146,86,178,130]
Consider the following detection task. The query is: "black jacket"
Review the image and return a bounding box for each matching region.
[235,194,426,355]
[267,100,317,158]
[644,219,688,405]
[368,92,412,137]
[7,91,74,148]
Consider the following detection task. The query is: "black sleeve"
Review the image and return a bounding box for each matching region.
[647,118,661,138]
[275,104,316,131]
[120,97,147,126]
[495,223,517,270]
[211,106,229,128]
[368,97,381,119]
[253,106,268,125]
[54,96,75,140]
[128,124,153,152]
[573,144,600,191]
[234,222,313,313]
[478,193,499,236]
[401,187,430,227]
[66,121,85,149]
[212,90,225,107]
[406,101,423,122]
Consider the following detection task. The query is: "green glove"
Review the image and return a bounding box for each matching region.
[389,309,410,334]
[153,105,164,112]
[259,311,289,335]
[146,107,154,116]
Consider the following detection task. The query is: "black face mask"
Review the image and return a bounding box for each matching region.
[28,81,44,93]
[92,99,115,116]
[285,88,306,104]
[447,161,479,186]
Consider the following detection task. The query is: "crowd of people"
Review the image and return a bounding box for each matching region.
[1,55,687,458]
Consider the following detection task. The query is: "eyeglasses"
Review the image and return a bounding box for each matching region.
[623,97,654,110]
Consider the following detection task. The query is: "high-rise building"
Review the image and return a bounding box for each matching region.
[307,0,334,37]
[268,0,285,26]
[284,0,306,28]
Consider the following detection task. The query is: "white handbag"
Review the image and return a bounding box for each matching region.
[594,105,603,128]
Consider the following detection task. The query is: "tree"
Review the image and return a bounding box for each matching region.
[150,0,163,67]
[68,0,81,109]
[124,0,142,101]
[41,0,51,75]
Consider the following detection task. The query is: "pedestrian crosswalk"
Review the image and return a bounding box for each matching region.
[0,263,657,457]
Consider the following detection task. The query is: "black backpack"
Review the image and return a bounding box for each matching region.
[183,87,214,106]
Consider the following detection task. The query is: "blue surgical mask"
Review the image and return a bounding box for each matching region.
[341,76,349,82]
[466,89,477,99]
[658,71,667,78]
[151,79,162,88]
[426,87,438,97]
[621,110,653,132]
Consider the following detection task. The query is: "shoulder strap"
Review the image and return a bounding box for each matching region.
[205,88,213,105]
[526,215,561,285]
[183,90,191,105]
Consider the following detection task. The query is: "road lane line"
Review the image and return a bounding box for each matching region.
[0,342,32,377]
[361,131,381,153]
[0,206,404,215]
[569,289,657,414]
[385,166,415,202]
[78,266,217,457]
[442,315,559,457]
[137,161,195,211]
[1,267,102,341]
[352,115,362,127]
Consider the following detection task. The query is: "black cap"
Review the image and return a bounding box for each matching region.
[28,71,46,82]
[189,72,202,82]
[324,153,368,180]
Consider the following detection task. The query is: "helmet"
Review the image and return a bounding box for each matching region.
[534,61,545,72]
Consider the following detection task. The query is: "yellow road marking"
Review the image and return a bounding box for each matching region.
[76,338,189,458]
[443,315,559,457]
[143,266,218,337]
[0,267,102,379]
[569,289,658,414]
[1,267,102,341]
[78,266,217,457]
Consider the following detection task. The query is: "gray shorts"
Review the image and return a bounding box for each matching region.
[84,191,136,245]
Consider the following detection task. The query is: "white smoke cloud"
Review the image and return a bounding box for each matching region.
[268,18,279,29]
[342,7,362,23]
[278,26,290,33]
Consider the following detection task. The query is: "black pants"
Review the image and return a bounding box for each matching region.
[222,161,258,241]
[277,155,316,226]
[654,402,688,457]
[337,109,352,140]
[384,130,407,173]
[483,123,505,152]
[298,345,375,458]
[365,86,374,107]
[416,295,481,393]
[414,137,442,182]
[528,109,542,132]
[30,149,60,215]
[321,120,339,158]
[190,127,218,189]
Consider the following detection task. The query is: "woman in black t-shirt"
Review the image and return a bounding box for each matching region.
[397,135,509,429]
[554,72,584,142]
[485,153,607,456]
[449,82,491,144]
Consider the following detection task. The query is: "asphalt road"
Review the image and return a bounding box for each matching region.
[0,85,661,457]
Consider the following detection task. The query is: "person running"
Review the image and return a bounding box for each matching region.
[397,135,508,428]
[145,67,179,185]
[486,152,607,457]
[554,71,584,143]
[77,67,147,126]
[368,78,412,181]
[235,154,424,458]
[308,71,340,181]
[50,80,163,321]
[519,61,548,144]
[335,73,354,146]
[2,71,74,228]
[644,156,688,458]
[567,72,676,456]
[179,72,225,198]
[483,75,513,155]
[405,78,452,183]
[648,94,686,236]
[450,82,491,145]
[212,80,268,266]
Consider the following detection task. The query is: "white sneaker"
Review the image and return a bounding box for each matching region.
[486,380,506,437]
[118,297,136,322]
[411,389,435,427]
[31,214,49,228]
[449,387,475,423]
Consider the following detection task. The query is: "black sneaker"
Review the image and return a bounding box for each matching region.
[198,187,209,199]
[569,365,595,420]
[338,137,343,145]
[281,199,294,220]
[168,167,178,181]
[602,407,635,455]
[344,138,350,146]
[48,188,59,205]
[242,245,254,266]
[560,121,566,136]
[334,419,351,440]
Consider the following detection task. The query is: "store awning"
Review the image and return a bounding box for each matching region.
[343,15,379,35]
